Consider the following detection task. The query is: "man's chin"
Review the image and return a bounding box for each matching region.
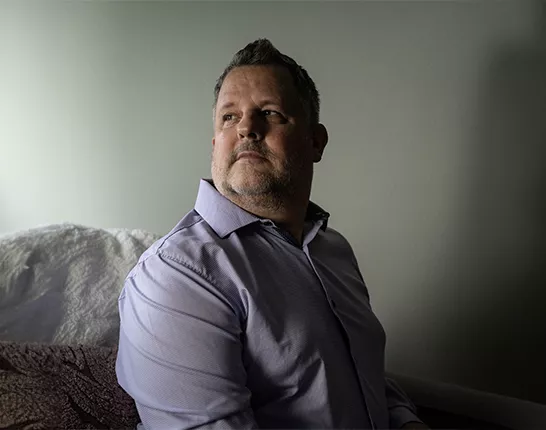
[225,166,272,192]
[227,178,272,196]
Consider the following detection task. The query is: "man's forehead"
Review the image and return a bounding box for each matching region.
[218,65,296,101]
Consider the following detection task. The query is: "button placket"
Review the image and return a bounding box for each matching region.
[303,245,375,429]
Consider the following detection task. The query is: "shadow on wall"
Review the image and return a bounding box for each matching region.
[436,4,546,404]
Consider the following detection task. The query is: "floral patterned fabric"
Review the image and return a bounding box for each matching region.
[0,341,139,429]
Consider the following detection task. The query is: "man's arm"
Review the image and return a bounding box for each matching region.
[115,251,257,429]
[340,236,427,429]
[386,377,428,429]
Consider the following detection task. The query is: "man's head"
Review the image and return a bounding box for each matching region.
[211,39,328,212]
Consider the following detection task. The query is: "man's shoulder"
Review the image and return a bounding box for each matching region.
[123,209,248,319]
[136,209,222,268]
[320,226,353,250]
[313,225,360,264]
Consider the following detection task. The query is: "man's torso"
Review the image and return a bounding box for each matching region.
[137,207,390,428]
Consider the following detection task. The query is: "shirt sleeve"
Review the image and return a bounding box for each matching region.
[115,251,257,429]
[385,376,425,428]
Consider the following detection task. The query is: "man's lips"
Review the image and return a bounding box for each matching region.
[236,151,267,161]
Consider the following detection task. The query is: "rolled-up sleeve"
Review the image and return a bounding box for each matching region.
[386,377,424,429]
[115,252,257,429]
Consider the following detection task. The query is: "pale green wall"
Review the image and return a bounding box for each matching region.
[1,1,545,404]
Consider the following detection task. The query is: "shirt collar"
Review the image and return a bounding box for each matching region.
[194,179,330,238]
[194,179,259,238]
[305,201,330,231]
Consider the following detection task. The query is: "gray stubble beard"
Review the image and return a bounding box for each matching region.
[212,152,309,213]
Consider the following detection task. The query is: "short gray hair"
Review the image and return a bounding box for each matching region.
[213,39,320,125]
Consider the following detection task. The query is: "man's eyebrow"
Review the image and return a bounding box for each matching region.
[260,99,284,108]
[218,99,284,109]
[217,101,235,112]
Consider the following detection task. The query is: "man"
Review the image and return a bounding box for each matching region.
[116,39,427,429]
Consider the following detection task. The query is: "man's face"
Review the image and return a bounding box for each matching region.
[212,65,319,202]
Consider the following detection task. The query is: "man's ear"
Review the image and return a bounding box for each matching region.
[312,123,328,163]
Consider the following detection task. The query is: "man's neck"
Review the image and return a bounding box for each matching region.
[227,193,309,245]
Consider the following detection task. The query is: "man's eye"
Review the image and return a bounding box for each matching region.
[222,114,234,122]
[263,110,276,116]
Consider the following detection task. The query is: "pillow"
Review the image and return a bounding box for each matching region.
[0,223,160,346]
[0,341,139,429]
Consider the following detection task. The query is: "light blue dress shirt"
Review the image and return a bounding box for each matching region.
[116,179,422,429]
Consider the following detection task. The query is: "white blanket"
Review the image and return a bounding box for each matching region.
[0,223,160,346]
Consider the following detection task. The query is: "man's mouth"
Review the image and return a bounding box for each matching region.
[236,151,267,161]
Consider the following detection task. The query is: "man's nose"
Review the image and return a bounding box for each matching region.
[237,113,264,141]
